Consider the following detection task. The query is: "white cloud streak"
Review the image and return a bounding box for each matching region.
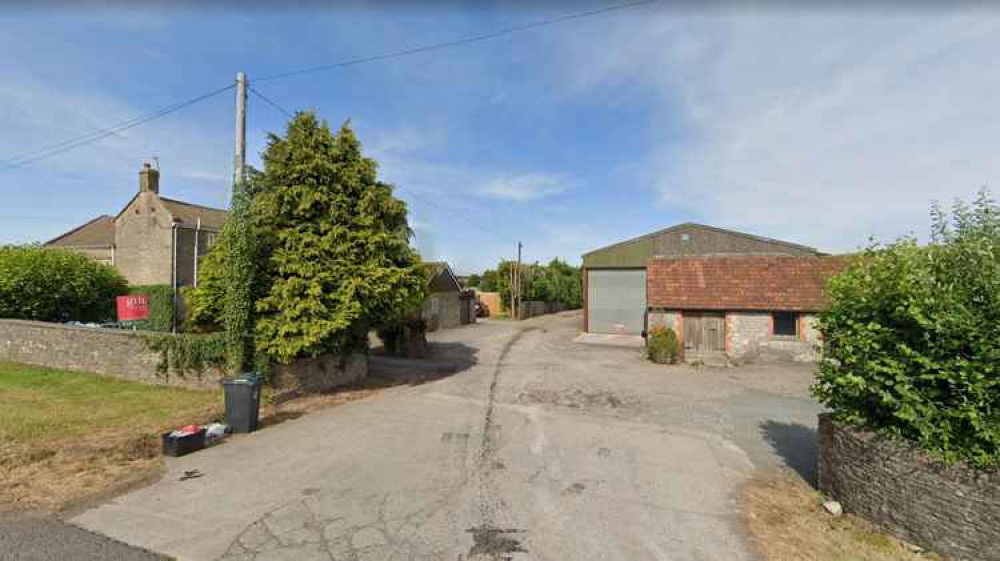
[555,8,1000,252]
[476,172,570,202]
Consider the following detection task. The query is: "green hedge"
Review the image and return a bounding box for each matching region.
[125,285,174,332]
[0,245,127,322]
[813,192,1000,469]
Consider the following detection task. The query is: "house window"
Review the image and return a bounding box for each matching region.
[204,232,217,248]
[773,312,797,337]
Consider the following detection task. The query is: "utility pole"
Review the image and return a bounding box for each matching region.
[515,241,522,320]
[233,72,248,185]
[509,264,515,319]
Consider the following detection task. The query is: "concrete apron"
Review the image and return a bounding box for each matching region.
[72,325,755,561]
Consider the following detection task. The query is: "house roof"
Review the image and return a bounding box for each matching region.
[159,197,228,230]
[583,222,821,258]
[422,261,462,293]
[646,255,852,312]
[45,215,115,247]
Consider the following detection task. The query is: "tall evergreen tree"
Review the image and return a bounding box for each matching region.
[254,113,426,363]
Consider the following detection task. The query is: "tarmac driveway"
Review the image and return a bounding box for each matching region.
[72,311,822,560]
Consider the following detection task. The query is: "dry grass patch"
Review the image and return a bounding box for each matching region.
[0,362,409,514]
[0,361,221,513]
[745,474,939,561]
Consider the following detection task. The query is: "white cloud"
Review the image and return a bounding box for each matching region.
[476,172,570,202]
[554,8,1000,252]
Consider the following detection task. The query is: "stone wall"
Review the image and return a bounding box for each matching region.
[726,312,770,359]
[0,319,220,389]
[646,310,820,362]
[647,310,682,335]
[818,414,1000,560]
[0,319,368,393]
[726,311,819,362]
[271,352,367,393]
[114,191,175,286]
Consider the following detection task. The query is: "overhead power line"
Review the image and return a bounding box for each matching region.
[0,83,235,172]
[249,85,295,119]
[395,185,514,244]
[255,0,658,82]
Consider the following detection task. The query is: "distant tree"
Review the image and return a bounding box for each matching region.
[467,273,481,288]
[479,269,499,292]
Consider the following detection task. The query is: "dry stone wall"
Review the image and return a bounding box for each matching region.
[0,319,367,393]
[818,414,1000,561]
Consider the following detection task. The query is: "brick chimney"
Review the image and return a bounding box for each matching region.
[139,162,160,194]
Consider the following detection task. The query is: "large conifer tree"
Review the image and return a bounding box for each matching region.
[253,113,425,362]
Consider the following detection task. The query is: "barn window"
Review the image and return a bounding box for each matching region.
[773,312,797,337]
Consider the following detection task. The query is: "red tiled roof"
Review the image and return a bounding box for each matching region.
[647,255,852,312]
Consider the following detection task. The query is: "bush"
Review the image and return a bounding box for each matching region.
[126,285,174,332]
[0,245,127,322]
[813,191,1000,469]
[647,326,681,364]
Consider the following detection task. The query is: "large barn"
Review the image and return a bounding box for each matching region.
[582,222,823,336]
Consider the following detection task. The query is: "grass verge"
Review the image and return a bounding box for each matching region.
[0,361,221,513]
[0,360,414,514]
[745,474,939,561]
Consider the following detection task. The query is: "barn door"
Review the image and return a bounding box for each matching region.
[682,312,726,352]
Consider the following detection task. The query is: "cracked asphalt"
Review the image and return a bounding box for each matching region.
[70,311,822,560]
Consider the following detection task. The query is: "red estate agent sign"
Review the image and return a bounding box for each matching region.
[117,294,150,321]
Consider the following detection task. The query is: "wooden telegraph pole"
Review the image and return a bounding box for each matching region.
[515,241,522,320]
[233,72,248,185]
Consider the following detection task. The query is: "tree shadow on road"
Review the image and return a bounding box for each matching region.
[760,420,818,487]
[368,341,480,386]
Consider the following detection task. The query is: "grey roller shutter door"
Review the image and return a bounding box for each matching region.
[587,269,646,334]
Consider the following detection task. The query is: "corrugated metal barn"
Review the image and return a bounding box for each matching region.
[581,223,821,335]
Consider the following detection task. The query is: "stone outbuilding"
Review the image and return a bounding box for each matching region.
[45,163,227,288]
[421,261,470,332]
[646,255,850,362]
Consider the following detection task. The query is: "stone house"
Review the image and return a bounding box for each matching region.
[46,163,227,288]
[646,255,850,362]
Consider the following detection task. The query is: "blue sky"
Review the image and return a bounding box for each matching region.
[2,3,1000,274]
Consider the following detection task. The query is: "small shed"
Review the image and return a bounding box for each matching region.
[421,262,464,332]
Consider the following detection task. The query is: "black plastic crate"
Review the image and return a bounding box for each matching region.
[161,428,206,457]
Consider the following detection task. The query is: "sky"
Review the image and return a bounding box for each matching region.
[2,1,999,274]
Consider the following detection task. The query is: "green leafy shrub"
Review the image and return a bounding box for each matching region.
[143,332,227,378]
[647,326,681,364]
[222,175,258,372]
[183,246,225,333]
[0,245,127,322]
[126,285,174,332]
[813,190,1000,469]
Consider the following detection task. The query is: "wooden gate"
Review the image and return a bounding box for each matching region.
[682,312,726,352]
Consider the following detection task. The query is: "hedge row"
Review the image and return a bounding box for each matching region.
[0,245,127,323]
